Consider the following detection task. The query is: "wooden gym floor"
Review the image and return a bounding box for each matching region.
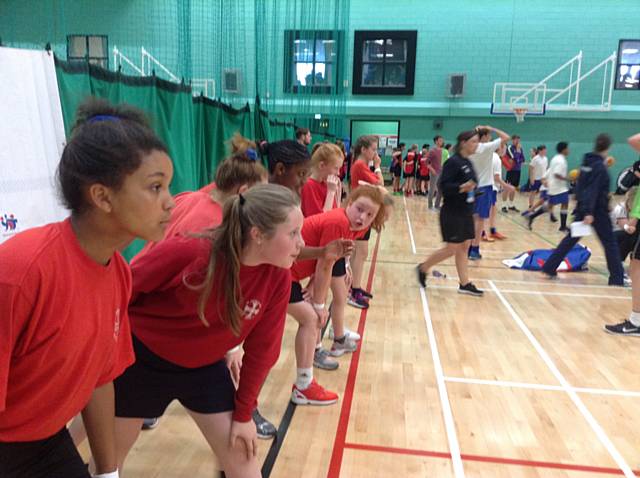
[100,192,640,477]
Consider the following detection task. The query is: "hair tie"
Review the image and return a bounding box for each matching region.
[88,114,120,124]
[246,148,258,161]
[239,193,246,206]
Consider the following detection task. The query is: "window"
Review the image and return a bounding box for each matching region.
[352,30,417,95]
[67,35,108,68]
[616,39,640,90]
[285,30,342,93]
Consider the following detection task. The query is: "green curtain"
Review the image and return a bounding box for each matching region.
[55,57,252,260]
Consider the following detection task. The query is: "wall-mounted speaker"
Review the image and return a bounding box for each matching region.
[447,73,465,98]
[433,119,443,130]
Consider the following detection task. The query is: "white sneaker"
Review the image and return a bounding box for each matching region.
[327,325,361,341]
[329,337,358,357]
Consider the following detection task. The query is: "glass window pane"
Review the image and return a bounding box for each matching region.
[88,36,106,57]
[294,39,314,62]
[69,36,87,57]
[384,39,407,62]
[295,62,315,86]
[362,39,385,62]
[384,64,406,86]
[315,38,336,62]
[361,63,383,86]
[313,62,332,86]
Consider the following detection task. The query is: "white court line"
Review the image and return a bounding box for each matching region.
[419,287,465,477]
[448,277,612,290]
[488,280,636,478]
[444,376,640,398]
[426,284,630,300]
[403,195,417,255]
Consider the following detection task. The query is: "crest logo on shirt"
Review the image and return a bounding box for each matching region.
[242,299,262,321]
[1,213,19,237]
[113,308,121,341]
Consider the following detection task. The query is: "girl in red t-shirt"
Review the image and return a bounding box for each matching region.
[262,139,311,197]
[403,144,418,196]
[418,144,431,195]
[0,98,175,478]
[289,186,387,406]
[113,184,303,478]
[301,142,344,217]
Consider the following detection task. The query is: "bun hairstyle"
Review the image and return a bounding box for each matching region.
[261,139,311,174]
[215,133,267,192]
[57,97,168,214]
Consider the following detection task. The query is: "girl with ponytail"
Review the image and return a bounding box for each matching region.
[113,184,304,478]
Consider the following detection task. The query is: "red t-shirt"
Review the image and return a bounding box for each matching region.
[0,219,133,441]
[137,190,223,257]
[350,159,380,190]
[291,208,365,281]
[419,154,429,176]
[404,152,416,175]
[427,147,442,175]
[199,182,216,194]
[129,235,290,422]
[300,177,337,218]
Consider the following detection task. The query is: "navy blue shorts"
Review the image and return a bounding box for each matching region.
[549,191,569,205]
[115,336,235,418]
[473,186,493,219]
[491,190,498,205]
[540,190,549,201]
[530,180,542,191]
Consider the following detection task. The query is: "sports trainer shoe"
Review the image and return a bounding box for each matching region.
[291,379,339,406]
[509,206,520,212]
[329,337,358,357]
[253,409,277,439]
[501,206,509,213]
[142,418,159,430]
[416,265,427,287]
[458,282,484,297]
[468,250,482,261]
[491,232,507,240]
[347,290,369,309]
[550,214,558,223]
[327,325,361,341]
[314,348,339,370]
[604,320,640,336]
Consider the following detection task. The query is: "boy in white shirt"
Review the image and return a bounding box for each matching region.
[528,145,548,209]
[468,125,510,259]
[527,142,570,231]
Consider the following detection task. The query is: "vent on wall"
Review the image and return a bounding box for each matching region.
[223,69,241,94]
[447,73,465,98]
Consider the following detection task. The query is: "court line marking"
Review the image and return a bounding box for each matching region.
[443,376,640,398]
[426,284,630,300]
[327,232,382,478]
[342,442,640,476]
[488,280,636,478]
[403,195,417,254]
[419,286,465,477]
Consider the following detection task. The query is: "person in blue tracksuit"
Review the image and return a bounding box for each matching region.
[541,134,624,286]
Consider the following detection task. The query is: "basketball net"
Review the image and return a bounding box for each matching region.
[514,107,527,123]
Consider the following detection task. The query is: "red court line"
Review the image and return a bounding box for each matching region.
[327,233,382,478]
[343,442,640,476]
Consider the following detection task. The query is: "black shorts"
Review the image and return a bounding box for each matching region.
[391,165,402,177]
[114,336,235,418]
[332,257,347,277]
[418,173,430,181]
[625,229,640,261]
[359,227,372,242]
[505,170,521,187]
[0,428,90,478]
[289,281,304,303]
[439,208,475,243]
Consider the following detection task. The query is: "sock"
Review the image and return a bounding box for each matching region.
[509,199,514,207]
[296,368,313,390]
[490,227,497,234]
[560,211,568,229]
[529,207,545,220]
[629,311,640,327]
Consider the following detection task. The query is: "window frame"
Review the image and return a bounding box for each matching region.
[284,30,342,94]
[67,34,109,68]
[352,30,417,95]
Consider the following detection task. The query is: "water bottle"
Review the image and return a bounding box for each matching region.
[466,189,475,203]
[432,270,447,279]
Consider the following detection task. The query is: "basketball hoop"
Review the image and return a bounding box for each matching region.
[513,107,527,123]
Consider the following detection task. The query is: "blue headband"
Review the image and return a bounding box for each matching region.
[88,114,120,124]
[246,148,258,161]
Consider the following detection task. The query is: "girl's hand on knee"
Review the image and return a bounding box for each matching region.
[229,419,257,461]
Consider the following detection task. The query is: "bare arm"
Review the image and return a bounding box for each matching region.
[478,125,510,143]
[82,382,118,475]
[628,133,640,153]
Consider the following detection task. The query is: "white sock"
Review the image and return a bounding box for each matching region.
[296,368,313,390]
[629,311,640,327]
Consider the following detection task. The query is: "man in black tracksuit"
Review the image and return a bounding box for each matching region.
[542,134,624,286]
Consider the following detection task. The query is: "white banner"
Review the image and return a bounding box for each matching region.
[0,47,67,243]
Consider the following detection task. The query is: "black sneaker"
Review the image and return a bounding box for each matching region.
[416,265,427,287]
[142,418,160,430]
[501,206,508,213]
[604,320,640,337]
[458,282,484,296]
[253,409,277,439]
[509,206,520,212]
[550,214,558,223]
[527,216,534,230]
[559,226,569,233]
[542,270,557,280]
